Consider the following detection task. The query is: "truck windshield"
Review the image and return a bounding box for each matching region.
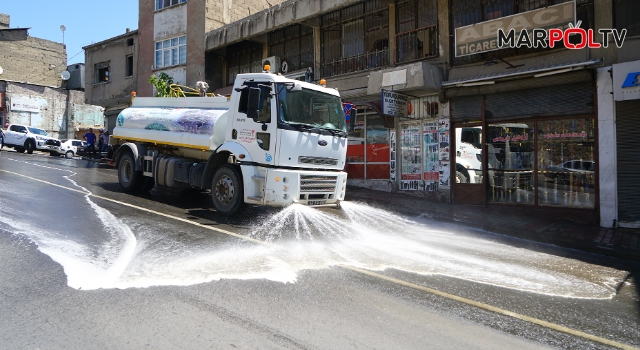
[276,84,346,135]
[27,127,49,136]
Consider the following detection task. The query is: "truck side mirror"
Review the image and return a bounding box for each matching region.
[246,87,261,120]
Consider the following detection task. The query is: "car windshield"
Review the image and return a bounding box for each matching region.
[27,127,48,136]
[276,84,346,133]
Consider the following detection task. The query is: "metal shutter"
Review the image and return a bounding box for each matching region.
[485,83,594,120]
[450,95,482,122]
[616,100,640,223]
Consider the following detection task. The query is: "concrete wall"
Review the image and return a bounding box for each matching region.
[137,0,156,97]
[0,13,9,29]
[0,29,66,87]
[3,82,103,140]
[84,31,138,108]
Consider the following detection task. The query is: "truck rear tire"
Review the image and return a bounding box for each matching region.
[211,164,245,216]
[118,152,143,192]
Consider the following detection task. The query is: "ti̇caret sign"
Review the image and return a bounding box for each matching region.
[381,90,409,118]
[455,2,575,57]
[613,61,640,102]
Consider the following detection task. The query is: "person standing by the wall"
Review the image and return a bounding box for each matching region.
[83,128,97,159]
[99,129,109,154]
[97,128,105,156]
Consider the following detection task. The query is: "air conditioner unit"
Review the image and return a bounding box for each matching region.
[261,56,281,74]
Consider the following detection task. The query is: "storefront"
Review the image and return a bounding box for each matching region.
[443,60,601,223]
[346,62,447,198]
[612,60,640,228]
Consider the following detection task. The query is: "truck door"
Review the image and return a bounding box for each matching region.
[232,82,277,165]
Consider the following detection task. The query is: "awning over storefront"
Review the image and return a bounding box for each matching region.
[442,59,602,88]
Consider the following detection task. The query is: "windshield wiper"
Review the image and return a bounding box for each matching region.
[288,123,321,133]
[318,127,347,138]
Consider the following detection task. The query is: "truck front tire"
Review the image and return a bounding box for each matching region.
[25,140,35,154]
[211,164,245,216]
[118,152,143,192]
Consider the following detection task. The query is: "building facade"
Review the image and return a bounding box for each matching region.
[199,0,640,228]
[84,29,139,134]
[0,13,103,140]
[135,0,284,98]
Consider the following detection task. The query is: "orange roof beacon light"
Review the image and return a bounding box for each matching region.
[263,64,271,73]
[319,79,326,87]
[131,91,136,102]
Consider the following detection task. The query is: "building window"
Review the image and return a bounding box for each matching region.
[226,41,263,86]
[127,38,134,46]
[321,1,389,78]
[268,24,314,75]
[450,0,594,65]
[155,0,186,11]
[155,35,186,69]
[95,61,110,83]
[396,0,438,64]
[126,55,134,77]
[614,0,640,37]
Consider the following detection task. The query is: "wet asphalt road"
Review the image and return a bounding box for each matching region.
[1,150,639,350]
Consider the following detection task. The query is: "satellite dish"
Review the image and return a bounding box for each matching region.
[0,66,3,75]
[61,71,70,80]
[60,25,66,32]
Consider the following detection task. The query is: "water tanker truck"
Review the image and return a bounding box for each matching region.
[111,72,350,215]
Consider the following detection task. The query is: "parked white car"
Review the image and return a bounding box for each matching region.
[3,124,62,155]
[59,139,87,159]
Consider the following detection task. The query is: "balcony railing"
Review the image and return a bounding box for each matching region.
[395,25,438,64]
[322,47,389,77]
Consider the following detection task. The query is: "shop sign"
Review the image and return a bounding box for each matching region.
[455,2,574,57]
[10,96,42,113]
[381,90,409,118]
[613,60,640,101]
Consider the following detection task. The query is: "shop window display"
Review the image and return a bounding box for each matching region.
[537,118,595,209]
[486,122,534,204]
[345,108,389,179]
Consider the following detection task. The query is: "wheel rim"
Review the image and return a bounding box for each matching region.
[121,160,133,184]
[214,175,235,206]
[66,151,73,158]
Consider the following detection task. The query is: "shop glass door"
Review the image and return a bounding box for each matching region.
[453,124,484,204]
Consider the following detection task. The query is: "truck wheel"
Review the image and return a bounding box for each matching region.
[118,152,143,192]
[211,164,245,216]
[455,171,468,184]
[25,140,35,154]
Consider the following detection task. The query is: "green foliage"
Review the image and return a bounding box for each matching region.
[148,73,174,97]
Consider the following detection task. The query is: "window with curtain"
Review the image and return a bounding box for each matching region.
[614,0,640,37]
[396,0,438,63]
[321,1,389,77]
[226,41,263,86]
[268,24,314,74]
[155,0,186,11]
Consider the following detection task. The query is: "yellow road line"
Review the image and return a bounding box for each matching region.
[1,167,637,350]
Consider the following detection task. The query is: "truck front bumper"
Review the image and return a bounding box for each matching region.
[261,168,348,208]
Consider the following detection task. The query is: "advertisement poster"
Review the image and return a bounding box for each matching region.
[401,123,422,190]
[390,129,396,182]
[439,105,451,187]
[423,120,439,191]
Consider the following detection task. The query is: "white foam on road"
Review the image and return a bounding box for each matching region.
[0,156,628,298]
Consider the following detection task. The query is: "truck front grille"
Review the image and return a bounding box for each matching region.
[298,156,338,166]
[299,175,338,193]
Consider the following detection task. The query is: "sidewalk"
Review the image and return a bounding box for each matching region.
[344,186,640,262]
